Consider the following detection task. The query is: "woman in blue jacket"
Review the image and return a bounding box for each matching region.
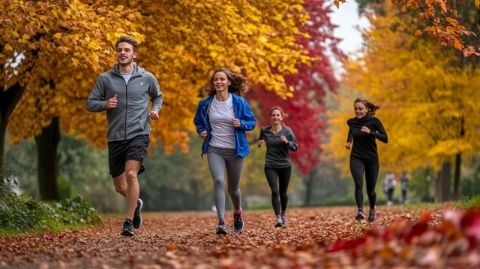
[193,68,256,235]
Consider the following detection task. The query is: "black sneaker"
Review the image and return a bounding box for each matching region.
[133,198,143,229]
[216,221,228,235]
[368,208,376,223]
[355,209,366,221]
[121,219,134,236]
[233,212,244,232]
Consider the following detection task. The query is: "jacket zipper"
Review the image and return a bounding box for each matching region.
[124,81,128,140]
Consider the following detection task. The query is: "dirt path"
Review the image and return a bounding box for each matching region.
[0,206,471,269]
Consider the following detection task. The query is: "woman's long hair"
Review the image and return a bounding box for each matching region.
[207,68,249,97]
[354,97,380,115]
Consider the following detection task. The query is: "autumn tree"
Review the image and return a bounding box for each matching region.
[328,1,480,201]
[249,0,345,205]
[337,0,479,56]
[354,0,480,199]
[1,0,142,199]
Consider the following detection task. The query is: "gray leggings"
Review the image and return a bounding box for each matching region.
[207,146,244,221]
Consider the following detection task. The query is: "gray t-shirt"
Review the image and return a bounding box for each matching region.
[259,125,298,168]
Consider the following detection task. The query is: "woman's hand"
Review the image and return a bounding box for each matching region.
[361,126,371,134]
[280,135,288,144]
[257,140,264,147]
[199,130,207,139]
[232,118,241,128]
[345,142,352,149]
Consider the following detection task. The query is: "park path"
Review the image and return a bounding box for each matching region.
[1,205,476,269]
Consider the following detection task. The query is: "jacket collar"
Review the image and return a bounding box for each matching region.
[111,63,144,77]
[206,93,240,102]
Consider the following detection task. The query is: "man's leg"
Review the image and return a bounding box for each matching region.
[125,160,141,221]
[113,173,127,197]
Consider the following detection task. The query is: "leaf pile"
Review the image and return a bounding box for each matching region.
[0,206,478,268]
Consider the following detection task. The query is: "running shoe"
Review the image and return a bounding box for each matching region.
[368,207,376,223]
[121,219,134,236]
[355,209,366,221]
[274,216,283,227]
[216,221,228,235]
[133,198,143,229]
[281,215,288,228]
[233,212,244,232]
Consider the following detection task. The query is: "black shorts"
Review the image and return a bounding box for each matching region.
[108,134,150,178]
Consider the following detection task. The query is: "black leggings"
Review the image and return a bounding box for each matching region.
[350,157,379,210]
[264,166,291,216]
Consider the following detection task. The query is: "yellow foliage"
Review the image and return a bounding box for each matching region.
[327,1,480,175]
[3,0,310,154]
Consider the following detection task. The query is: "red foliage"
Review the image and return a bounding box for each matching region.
[327,208,480,257]
[249,0,345,174]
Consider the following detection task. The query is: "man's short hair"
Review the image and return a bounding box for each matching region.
[115,35,139,52]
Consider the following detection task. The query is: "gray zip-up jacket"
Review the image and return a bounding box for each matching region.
[86,64,163,142]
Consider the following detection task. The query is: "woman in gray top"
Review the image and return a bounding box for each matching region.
[258,106,298,227]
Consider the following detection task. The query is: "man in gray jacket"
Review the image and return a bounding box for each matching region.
[86,35,163,236]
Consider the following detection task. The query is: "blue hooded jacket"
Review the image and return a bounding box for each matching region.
[193,94,256,157]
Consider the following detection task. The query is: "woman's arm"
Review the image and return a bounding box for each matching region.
[371,118,388,143]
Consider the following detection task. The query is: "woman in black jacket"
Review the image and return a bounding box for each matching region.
[345,98,388,223]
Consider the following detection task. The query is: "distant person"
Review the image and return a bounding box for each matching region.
[193,68,256,235]
[383,172,396,206]
[86,35,163,236]
[345,98,388,223]
[400,171,410,204]
[257,106,298,228]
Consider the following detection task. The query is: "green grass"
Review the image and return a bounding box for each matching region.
[461,194,480,209]
[0,192,102,237]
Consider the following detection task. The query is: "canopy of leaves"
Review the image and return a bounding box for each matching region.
[327,1,480,175]
[336,0,479,56]
[3,0,311,154]
[250,0,345,174]
[2,0,142,142]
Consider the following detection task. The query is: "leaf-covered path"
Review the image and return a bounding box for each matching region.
[1,206,479,269]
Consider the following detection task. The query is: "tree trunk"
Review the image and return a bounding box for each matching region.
[0,82,25,179]
[435,161,451,202]
[453,117,464,200]
[453,153,461,200]
[423,168,433,202]
[303,168,317,206]
[190,180,200,210]
[0,114,6,179]
[35,117,61,200]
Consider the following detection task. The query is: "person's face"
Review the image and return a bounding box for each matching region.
[213,72,230,93]
[116,42,136,66]
[270,109,283,125]
[354,102,368,118]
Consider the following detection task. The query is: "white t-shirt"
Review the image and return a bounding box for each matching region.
[208,94,235,149]
[121,73,133,83]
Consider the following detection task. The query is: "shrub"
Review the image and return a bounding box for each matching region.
[462,194,480,209]
[0,192,101,236]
